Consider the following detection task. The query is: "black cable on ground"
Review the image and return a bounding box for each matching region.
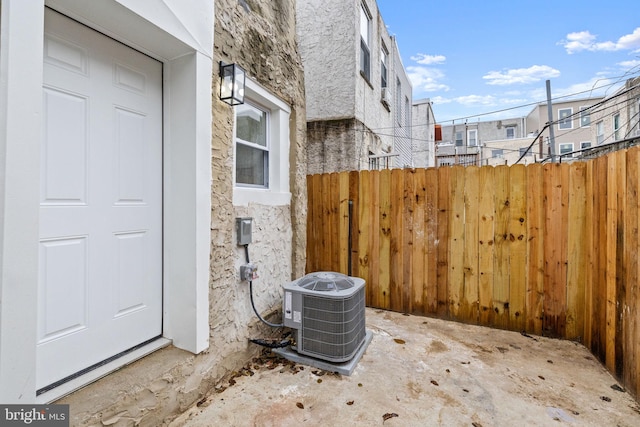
[249,338,292,348]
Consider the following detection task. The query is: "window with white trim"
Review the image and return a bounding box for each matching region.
[579,106,591,127]
[492,149,504,159]
[596,121,604,145]
[519,147,530,157]
[455,131,463,146]
[360,4,371,81]
[506,126,515,139]
[559,142,574,156]
[234,78,291,206]
[381,43,388,89]
[235,102,269,187]
[467,129,477,146]
[580,141,591,150]
[613,113,621,140]
[558,108,573,130]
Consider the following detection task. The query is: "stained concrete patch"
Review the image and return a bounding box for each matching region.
[170,309,640,427]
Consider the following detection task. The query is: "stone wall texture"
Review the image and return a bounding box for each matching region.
[60,1,307,425]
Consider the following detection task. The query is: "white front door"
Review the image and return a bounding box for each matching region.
[37,9,163,390]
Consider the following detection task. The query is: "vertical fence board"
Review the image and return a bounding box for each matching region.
[593,155,608,362]
[606,154,619,373]
[390,169,405,312]
[526,164,544,335]
[412,169,427,315]
[625,147,639,397]
[566,162,587,341]
[358,171,372,304]
[493,165,510,329]
[378,170,391,309]
[349,171,360,278]
[449,166,466,319]
[402,170,415,313]
[437,167,451,317]
[464,166,480,324]
[338,172,350,275]
[509,164,527,331]
[478,166,495,325]
[543,163,565,337]
[584,161,594,349]
[425,168,439,314]
[615,150,627,378]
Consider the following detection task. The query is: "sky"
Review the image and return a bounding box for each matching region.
[376,0,640,123]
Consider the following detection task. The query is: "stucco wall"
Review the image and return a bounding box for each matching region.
[59,0,307,425]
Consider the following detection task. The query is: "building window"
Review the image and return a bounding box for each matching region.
[236,102,268,187]
[396,78,402,124]
[381,43,388,89]
[519,147,530,157]
[559,143,574,157]
[613,113,621,140]
[234,78,291,206]
[467,129,477,146]
[579,106,591,127]
[405,96,410,128]
[580,141,591,150]
[455,131,463,146]
[506,126,515,139]
[492,149,504,159]
[558,108,573,130]
[596,121,604,145]
[360,4,371,81]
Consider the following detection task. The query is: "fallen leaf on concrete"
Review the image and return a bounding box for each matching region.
[538,375,545,380]
[358,383,363,387]
[472,422,483,427]
[463,389,470,393]
[461,361,471,365]
[196,397,207,407]
[547,359,554,364]
[430,380,439,386]
[601,396,611,402]
[446,369,450,373]
[383,413,398,423]
[317,379,322,384]
[394,338,406,344]
[611,384,625,392]
[346,400,354,405]
[296,402,304,409]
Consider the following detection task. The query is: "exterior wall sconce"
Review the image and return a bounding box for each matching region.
[219,61,246,106]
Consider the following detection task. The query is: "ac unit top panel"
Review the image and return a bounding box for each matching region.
[283,271,365,298]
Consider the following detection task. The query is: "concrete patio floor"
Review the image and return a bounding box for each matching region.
[170,308,640,426]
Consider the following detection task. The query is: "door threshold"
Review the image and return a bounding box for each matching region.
[36,337,172,404]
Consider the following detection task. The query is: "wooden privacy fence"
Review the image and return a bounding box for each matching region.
[306,147,640,399]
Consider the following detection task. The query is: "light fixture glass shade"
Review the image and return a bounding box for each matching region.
[219,62,246,105]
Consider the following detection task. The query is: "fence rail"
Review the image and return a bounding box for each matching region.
[306,147,640,399]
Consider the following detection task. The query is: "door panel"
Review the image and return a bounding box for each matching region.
[37,9,163,390]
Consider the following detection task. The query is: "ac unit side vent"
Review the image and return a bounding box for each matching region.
[297,289,366,362]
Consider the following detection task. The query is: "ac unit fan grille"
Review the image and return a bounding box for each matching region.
[299,287,366,362]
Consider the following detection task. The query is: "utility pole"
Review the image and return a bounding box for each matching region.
[546,80,557,162]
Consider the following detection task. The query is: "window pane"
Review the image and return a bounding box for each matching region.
[580,108,590,127]
[236,103,267,147]
[558,108,572,130]
[360,6,369,45]
[560,143,573,154]
[360,41,370,80]
[506,127,515,139]
[236,143,267,186]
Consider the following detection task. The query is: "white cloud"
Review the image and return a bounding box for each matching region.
[618,59,640,70]
[483,65,560,86]
[410,53,446,65]
[407,66,450,92]
[454,94,497,106]
[430,96,451,105]
[561,27,640,54]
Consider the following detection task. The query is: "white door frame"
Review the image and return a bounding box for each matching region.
[0,0,213,403]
